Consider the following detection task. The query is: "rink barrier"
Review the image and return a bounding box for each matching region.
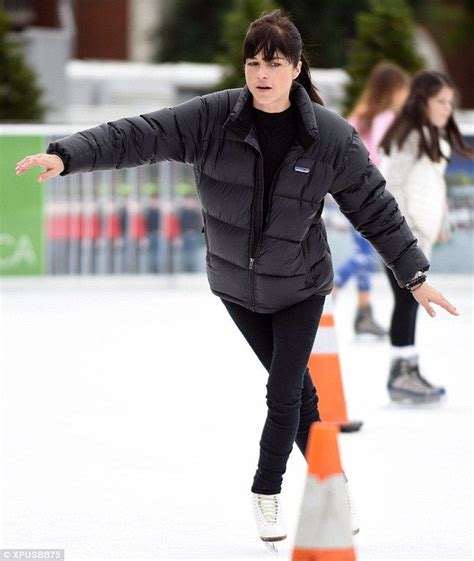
[1,126,206,275]
[308,298,363,432]
[292,422,356,561]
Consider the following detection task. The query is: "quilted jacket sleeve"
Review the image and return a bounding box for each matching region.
[46,95,207,176]
[329,128,430,287]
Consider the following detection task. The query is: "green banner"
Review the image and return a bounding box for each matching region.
[0,135,45,275]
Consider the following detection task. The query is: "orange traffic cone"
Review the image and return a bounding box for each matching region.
[308,299,362,432]
[292,422,356,561]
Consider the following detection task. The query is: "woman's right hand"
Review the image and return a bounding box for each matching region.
[15,153,65,182]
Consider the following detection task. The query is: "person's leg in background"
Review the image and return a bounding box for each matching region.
[181,230,200,272]
[384,266,445,402]
[148,233,158,273]
[333,228,386,337]
[353,242,387,337]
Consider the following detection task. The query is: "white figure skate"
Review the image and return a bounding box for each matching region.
[251,492,287,554]
[345,476,360,535]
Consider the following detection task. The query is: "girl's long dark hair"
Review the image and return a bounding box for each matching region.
[380,70,474,161]
[242,9,324,105]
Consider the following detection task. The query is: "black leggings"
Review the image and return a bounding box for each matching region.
[384,266,419,347]
[221,293,326,495]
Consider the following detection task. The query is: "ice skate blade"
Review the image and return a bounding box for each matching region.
[263,541,280,554]
[354,332,386,342]
[388,389,444,404]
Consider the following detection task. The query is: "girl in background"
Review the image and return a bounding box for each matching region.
[380,70,473,403]
[332,62,410,337]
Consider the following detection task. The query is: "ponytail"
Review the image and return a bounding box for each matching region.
[296,53,324,106]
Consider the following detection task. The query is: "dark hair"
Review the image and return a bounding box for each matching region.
[349,62,410,136]
[242,9,324,105]
[380,70,474,161]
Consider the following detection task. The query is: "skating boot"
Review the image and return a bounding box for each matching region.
[387,358,446,403]
[354,304,387,338]
[251,492,286,553]
[409,361,446,397]
[344,475,360,535]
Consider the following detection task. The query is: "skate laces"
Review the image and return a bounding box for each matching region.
[256,494,279,525]
[345,480,356,516]
[344,480,360,535]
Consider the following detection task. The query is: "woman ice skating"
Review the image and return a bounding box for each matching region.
[15,10,459,549]
[379,70,473,404]
[332,62,410,338]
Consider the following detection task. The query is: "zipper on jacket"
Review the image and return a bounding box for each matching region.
[262,161,283,231]
[247,139,301,311]
[261,142,298,230]
[248,148,265,312]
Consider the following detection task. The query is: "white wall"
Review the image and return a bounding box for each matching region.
[128,0,171,62]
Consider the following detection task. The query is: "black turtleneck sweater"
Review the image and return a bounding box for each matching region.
[252,104,297,226]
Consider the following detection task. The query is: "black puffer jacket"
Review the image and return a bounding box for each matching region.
[46,81,429,313]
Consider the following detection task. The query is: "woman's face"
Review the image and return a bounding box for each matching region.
[244,49,301,113]
[426,86,454,128]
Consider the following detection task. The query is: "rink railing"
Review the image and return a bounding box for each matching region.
[1,125,205,276]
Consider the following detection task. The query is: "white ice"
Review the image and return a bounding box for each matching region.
[0,273,472,561]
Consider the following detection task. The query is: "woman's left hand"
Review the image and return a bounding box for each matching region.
[411,282,459,317]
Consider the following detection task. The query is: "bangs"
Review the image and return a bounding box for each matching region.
[243,25,293,64]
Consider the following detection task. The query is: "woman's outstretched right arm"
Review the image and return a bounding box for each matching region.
[16,95,208,182]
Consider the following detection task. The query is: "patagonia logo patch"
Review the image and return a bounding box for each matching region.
[294,165,310,173]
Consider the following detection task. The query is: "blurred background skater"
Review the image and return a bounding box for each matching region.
[144,193,163,273]
[177,193,203,273]
[332,62,410,338]
[380,70,474,404]
[162,200,181,274]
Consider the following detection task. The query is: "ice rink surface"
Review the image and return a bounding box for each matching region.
[0,273,472,561]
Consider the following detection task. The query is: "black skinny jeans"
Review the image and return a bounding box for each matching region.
[384,266,419,347]
[221,293,326,495]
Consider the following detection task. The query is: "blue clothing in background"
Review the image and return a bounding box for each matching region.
[334,228,378,292]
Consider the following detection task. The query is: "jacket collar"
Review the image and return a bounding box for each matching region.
[223,80,320,149]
